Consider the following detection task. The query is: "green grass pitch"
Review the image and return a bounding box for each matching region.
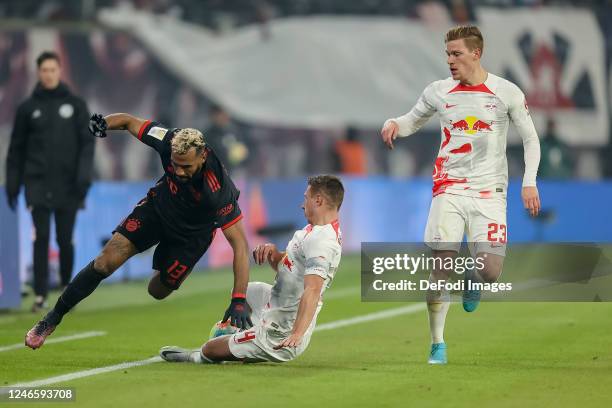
[1,255,611,407]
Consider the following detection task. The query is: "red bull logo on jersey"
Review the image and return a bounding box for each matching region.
[451,116,492,135]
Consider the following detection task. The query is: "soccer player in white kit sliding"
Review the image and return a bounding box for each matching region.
[381,26,541,365]
[159,175,343,363]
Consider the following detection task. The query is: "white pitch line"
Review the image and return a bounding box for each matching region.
[0,331,107,353]
[3,357,163,390]
[314,303,426,332]
[2,304,426,389]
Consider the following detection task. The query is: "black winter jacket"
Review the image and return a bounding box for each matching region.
[5,82,94,209]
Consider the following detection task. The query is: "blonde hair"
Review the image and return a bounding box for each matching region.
[445,25,484,56]
[171,128,206,155]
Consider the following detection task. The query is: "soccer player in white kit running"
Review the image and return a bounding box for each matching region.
[159,175,343,363]
[381,26,541,365]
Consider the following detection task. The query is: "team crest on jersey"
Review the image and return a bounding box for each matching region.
[32,109,41,119]
[59,104,74,118]
[147,126,168,141]
[124,218,141,232]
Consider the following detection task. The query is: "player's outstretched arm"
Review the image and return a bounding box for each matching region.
[252,243,285,271]
[381,82,437,149]
[105,113,148,137]
[221,219,253,329]
[274,274,324,349]
[88,112,147,139]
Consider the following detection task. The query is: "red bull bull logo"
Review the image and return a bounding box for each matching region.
[451,116,492,135]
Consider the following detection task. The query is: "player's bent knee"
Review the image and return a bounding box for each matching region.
[477,254,504,283]
[147,283,172,300]
[94,233,137,277]
[93,254,115,277]
[148,273,173,300]
[147,286,170,300]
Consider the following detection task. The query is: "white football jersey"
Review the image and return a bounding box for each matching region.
[388,73,539,198]
[262,221,342,336]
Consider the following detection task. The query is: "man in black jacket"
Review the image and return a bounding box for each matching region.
[5,51,94,311]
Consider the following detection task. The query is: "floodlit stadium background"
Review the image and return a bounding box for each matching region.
[1,2,611,406]
[0,2,610,314]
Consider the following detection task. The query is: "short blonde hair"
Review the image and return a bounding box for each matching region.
[171,128,206,155]
[445,25,484,56]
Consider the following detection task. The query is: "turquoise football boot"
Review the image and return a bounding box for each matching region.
[428,342,447,364]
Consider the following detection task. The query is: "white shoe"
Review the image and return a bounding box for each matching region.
[159,346,199,363]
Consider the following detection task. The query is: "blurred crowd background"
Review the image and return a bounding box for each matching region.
[0,0,610,182]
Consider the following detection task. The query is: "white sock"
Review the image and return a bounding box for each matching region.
[427,289,450,344]
[189,350,204,363]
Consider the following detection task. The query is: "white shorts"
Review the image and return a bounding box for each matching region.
[424,193,507,256]
[227,282,308,363]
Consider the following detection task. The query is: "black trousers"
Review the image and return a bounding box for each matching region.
[31,206,78,298]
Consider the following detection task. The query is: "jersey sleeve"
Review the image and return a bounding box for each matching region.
[302,229,340,280]
[135,120,172,153]
[507,85,540,187]
[216,201,243,230]
[385,82,437,137]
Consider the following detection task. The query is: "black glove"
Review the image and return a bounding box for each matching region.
[89,113,107,138]
[6,194,17,211]
[222,297,253,330]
